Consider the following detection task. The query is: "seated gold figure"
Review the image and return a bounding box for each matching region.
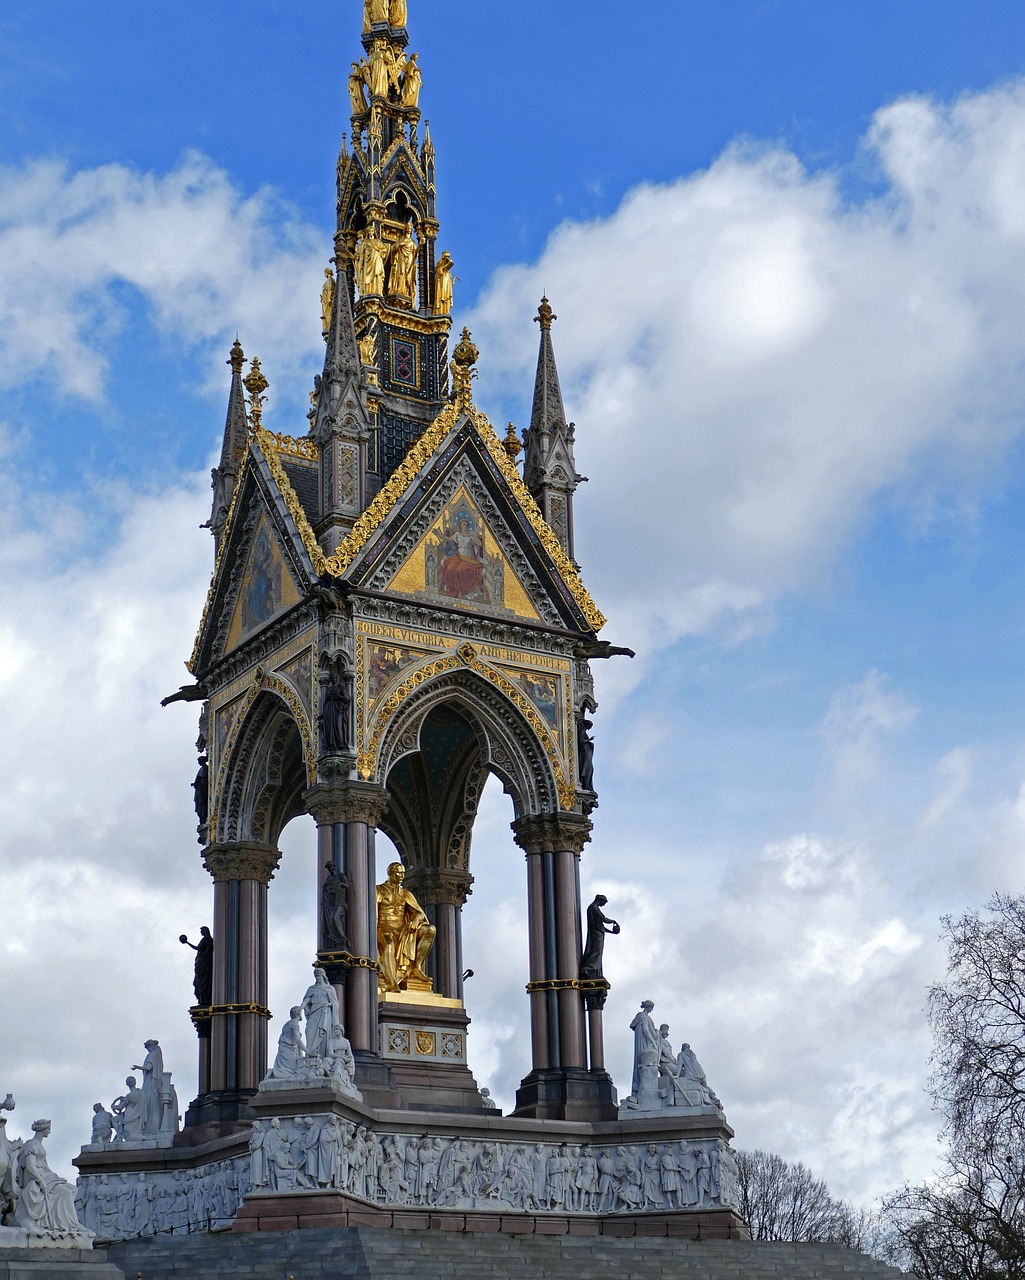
[376,861,436,993]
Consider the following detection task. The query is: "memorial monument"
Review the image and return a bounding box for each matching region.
[57,10,903,1279]
[69,0,748,1244]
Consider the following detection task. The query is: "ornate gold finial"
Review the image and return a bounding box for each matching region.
[227,338,245,372]
[450,327,479,406]
[535,296,556,332]
[502,422,523,462]
[243,357,269,429]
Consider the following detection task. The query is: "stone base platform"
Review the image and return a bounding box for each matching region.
[109,1224,910,1280]
[231,1189,747,1239]
[0,1246,124,1279]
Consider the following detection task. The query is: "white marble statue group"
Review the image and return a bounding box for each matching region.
[245,1118,740,1216]
[76,1158,249,1242]
[261,969,361,1100]
[621,1000,722,1115]
[0,1095,91,1246]
[90,1040,180,1149]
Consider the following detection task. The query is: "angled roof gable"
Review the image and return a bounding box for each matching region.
[331,403,605,634]
[189,435,319,675]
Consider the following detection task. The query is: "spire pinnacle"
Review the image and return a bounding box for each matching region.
[208,339,250,546]
[535,296,556,332]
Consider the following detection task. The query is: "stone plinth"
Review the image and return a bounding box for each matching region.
[378,997,488,1113]
[0,1243,123,1279]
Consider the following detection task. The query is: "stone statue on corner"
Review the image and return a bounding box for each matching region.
[10,1120,91,1243]
[579,894,619,980]
[180,926,214,1007]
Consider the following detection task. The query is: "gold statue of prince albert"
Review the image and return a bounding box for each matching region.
[376,861,436,994]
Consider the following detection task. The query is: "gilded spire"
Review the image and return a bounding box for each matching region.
[450,327,479,407]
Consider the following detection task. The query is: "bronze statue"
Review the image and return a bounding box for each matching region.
[320,862,350,951]
[179,927,213,1007]
[355,232,386,297]
[387,222,418,302]
[376,861,436,993]
[320,267,335,335]
[577,709,595,791]
[319,673,352,753]
[434,251,455,315]
[192,753,209,827]
[580,894,619,980]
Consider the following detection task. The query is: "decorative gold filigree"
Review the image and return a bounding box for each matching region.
[267,433,319,462]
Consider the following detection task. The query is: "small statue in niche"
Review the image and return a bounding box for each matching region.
[387,221,418,303]
[320,861,350,951]
[319,667,353,753]
[320,267,335,334]
[577,707,595,791]
[579,893,619,980]
[180,926,214,1007]
[192,752,209,827]
[355,231,386,297]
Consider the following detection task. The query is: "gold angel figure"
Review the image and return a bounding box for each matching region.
[390,0,408,27]
[387,222,418,303]
[348,62,369,115]
[400,53,422,108]
[320,268,335,334]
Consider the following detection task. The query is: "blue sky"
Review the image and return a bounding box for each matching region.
[2,0,1025,1208]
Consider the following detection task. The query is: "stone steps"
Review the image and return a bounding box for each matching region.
[108,1225,908,1280]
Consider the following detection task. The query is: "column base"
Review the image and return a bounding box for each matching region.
[181,1089,258,1144]
[512,1067,619,1122]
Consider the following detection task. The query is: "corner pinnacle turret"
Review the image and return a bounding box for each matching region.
[523,298,584,564]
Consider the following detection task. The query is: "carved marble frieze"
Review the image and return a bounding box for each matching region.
[75,1122,741,1243]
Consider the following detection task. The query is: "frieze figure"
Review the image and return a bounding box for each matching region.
[579,893,619,980]
[376,861,436,993]
[180,926,214,1007]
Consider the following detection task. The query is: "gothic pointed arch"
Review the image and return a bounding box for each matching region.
[214,684,315,846]
[374,664,562,821]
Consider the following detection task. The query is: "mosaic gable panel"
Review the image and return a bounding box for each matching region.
[225,512,303,654]
[385,485,541,622]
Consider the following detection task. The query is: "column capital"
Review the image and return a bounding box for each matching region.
[511,812,593,856]
[404,868,475,907]
[304,781,389,827]
[202,842,281,885]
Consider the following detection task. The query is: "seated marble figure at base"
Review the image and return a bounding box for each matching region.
[8,1119,91,1243]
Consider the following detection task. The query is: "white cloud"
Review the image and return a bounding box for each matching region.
[0,154,325,402]
[469,80,1025,666]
